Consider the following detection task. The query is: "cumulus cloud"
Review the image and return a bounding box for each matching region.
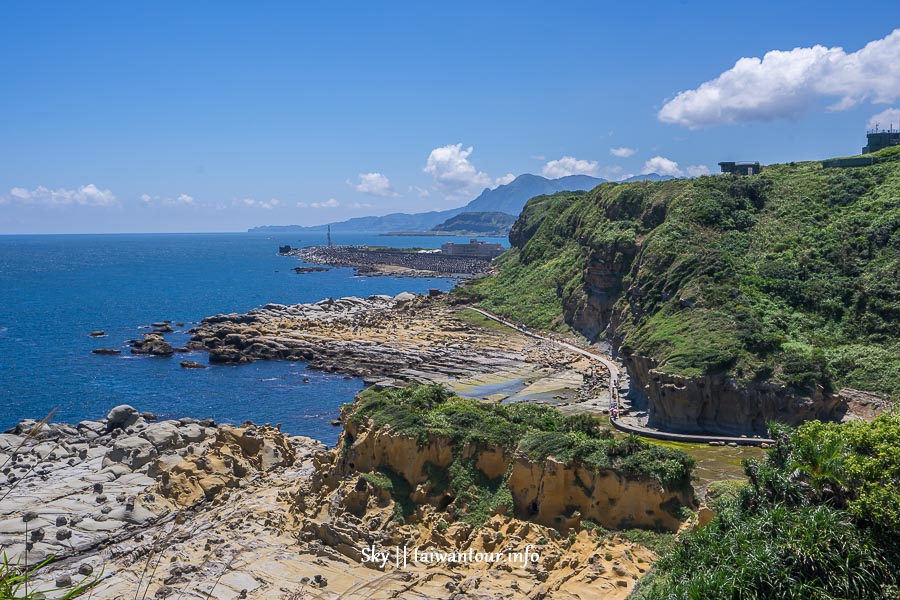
[493,173,516,188]
[642,156,683,177]
[686,165,711,177]
[542,156,599,179]
[610,147,636,158]
[239,198,281,209]
[311,198,340,208]
[423,144,492,198]
[350,172,398,197]
[3,184,117,207]
[141,193,194,206]
[868,107,900,130]
[659,29,900,128]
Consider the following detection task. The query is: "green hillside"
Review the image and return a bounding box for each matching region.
[431,211,517,235]
[457,148,900,399]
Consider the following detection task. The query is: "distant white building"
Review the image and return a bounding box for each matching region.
[440,239,504,259]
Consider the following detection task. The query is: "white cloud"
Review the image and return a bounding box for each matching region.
[350,201,373,209]
[610,147,636,158]
[311,198,340,208]
[493,173,516,188]
[659,29,900,128]
[141,192,194,206]
[239,198,281,209]
[3,184,117,207]
[409,186,430,198]
[350,172,398,197]
[542,156,599,178]
[868,107,900,130]
[686,165,711,177]
[531,154,546,161]
[642,156,683,177]
[599,165,624,180]
[423,143,492,198]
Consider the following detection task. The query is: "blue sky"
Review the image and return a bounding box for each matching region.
[1,1,898,233]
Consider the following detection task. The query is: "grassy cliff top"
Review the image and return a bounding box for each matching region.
[345,385,695,488]
[458,148,900,398]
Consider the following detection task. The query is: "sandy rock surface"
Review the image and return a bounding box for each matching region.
[191,295,611,411]
[2,406,657,599]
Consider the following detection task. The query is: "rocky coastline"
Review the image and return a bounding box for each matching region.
[2,399,685,599]
[187,293,609,409]
[2,292,699,597]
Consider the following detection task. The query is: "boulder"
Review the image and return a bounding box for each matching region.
[393,292,416,304]
[104,436,158,470]
[141,421,183,452]
[209,348,253,364]
[88,330,106,337]
[106,405,139,431]
[131,334,174,356]
[180,360,207,369]
[92,348,121,355]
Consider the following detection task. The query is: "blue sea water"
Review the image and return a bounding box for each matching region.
[0,232,507,445]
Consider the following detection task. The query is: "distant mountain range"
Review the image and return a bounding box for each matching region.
[248,173,670,233]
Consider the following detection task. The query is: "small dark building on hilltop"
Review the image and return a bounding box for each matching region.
[719,161,761,176]
[863,128,900,154]
[440,238,504,259]
[822,128,898,168]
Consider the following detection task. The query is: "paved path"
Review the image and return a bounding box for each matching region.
[466,307,775,446]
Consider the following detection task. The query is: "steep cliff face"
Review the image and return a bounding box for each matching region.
[566,243,638,340]
[463,152,900,434]
[339,415,455,486]
[336,416,694,532]
[507,455,691,531]
[621,352,844,435]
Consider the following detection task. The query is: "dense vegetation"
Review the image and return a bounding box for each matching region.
[458,149,900,398]
[344,385,694,526]
[430,211,517,235]
[634,415,900,598]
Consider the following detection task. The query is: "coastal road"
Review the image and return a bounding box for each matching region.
[465,307,774,446]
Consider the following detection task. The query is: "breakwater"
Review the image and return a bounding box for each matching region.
[285,245,493,276]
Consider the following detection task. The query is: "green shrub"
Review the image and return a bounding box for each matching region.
[633,415,900,599]
[1,554,97,599]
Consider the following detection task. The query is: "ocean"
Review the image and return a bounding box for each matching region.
[0,232,506,445]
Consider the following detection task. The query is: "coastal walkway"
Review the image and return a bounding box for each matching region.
[465,307,775,447]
